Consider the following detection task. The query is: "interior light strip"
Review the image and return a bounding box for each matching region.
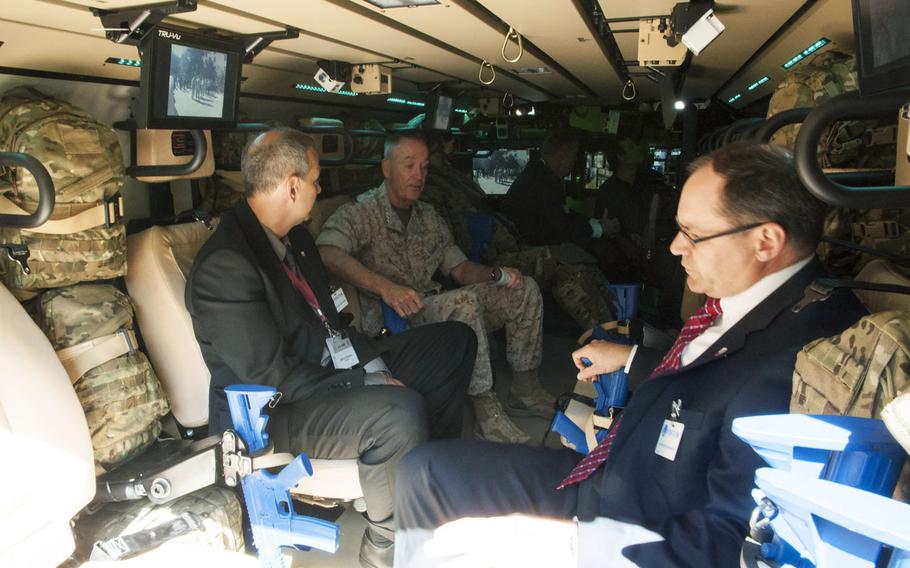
[727,94,742,104]
[747,76,770,91]
[387,97,425,107]
[293,83,358,97]
[782,37,830,69]
[106,57,141,67]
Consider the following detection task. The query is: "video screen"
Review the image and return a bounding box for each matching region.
[868,1,910,68]
[430,95,453,130]
[473,149,531,195]
[167,45,228,119]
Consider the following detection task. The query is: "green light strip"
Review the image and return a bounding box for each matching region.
[747,76,769,91]
[106,57,141,67]
[782,38,830,69]
[727,94,742,104]
[292,83,358,97]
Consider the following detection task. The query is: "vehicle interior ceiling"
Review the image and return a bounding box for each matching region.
[0,0,872,333]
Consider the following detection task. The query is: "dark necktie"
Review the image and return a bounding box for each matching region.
[556,298,723,490]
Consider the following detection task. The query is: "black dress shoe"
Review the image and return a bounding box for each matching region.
[359,529,394,568]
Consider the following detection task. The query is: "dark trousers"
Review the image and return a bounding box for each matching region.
[275,321,476,540]
[395,440,580,532]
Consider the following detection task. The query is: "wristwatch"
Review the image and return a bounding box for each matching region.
[490,267,501,281]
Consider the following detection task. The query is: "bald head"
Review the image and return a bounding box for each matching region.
[241,128,317,197]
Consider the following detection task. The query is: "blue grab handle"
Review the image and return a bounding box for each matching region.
[381,300,407,335]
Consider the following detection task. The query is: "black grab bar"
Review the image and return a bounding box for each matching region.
[794,89,910,208]
[0,152,55,228]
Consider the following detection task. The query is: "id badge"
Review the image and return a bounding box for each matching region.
[654,419,685,461]
[326,334,359,369]
[331,288,349,312]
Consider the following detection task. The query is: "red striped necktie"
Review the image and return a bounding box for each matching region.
[556,297,722,490]
[651,297,722,377]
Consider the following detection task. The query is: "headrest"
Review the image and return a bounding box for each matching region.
[299,117,344,128]
[214,170,245,194]
[134,129,215,183]
[125,221,218,428]
[854,259,910,313]
[305,195,354,238]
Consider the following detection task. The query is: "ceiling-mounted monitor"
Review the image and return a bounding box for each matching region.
[425,94,454,131]
[853,0,910,95]
[135,26,243,129]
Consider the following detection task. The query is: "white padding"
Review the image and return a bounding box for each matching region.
[126,222,217,428]
[0,284,95,567]
[291,459,363,501]
[854,259,910,313]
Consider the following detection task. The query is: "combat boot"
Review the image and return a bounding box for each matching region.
[505,369,555,419]
[472,391,530,444]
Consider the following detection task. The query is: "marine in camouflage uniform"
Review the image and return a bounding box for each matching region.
[318,135,552,444]
[422,147,614,330]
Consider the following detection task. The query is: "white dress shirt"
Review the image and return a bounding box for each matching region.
[623,255,813,372]
[679,255,813,366]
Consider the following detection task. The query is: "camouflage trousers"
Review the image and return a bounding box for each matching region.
[497,245,614,330]
[413,279,543,396]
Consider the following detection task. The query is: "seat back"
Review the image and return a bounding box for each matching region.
[0,283,95,567]
[305,195,363,330]
[126,220,364,501]
[854,258,910,312]
[125,221,217,429]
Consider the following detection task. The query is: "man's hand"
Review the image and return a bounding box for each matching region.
[572,340,633,381]
[501,266,523,289]
[364,372,406,387]
[422,515,576,568]
[381,282,424,317]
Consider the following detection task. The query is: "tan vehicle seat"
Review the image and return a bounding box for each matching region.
[125,221,364,502]
[853,258,910,312]
[304,194,362,329]
[0,283,95,567]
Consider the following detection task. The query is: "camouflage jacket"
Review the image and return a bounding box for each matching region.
[316,183,468,330]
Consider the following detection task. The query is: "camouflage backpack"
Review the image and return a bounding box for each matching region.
[791,310,910,418]
[0,87,126,299]
[767,49,896,168]
[28,283,169,472]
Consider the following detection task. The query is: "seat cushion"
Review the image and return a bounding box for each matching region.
[126,222,218,428]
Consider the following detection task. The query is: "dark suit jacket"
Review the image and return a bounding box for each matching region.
[575,259,868,567]
[186,200,383,434]
[501,159,593,246]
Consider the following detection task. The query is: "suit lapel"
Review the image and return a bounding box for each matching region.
[662,259,824,378]
[609,259,824,452]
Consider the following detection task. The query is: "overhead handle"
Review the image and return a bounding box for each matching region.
[501,26,523,63]
[479,60,496,85]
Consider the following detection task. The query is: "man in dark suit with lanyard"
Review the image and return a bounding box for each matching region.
[185,128,475,568]
[392,142,867,567]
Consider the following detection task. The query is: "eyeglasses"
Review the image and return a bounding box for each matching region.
[675,218,766,246]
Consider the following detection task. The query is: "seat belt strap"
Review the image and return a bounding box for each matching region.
[89,512,202,561]
[56,328,138,384]
[0,194,122,234]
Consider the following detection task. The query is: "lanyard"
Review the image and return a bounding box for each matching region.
[282,264,337,336]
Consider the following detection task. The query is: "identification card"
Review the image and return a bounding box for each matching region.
[326,334,359,369]
[654,419,685,461]
[331,288,349,312]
